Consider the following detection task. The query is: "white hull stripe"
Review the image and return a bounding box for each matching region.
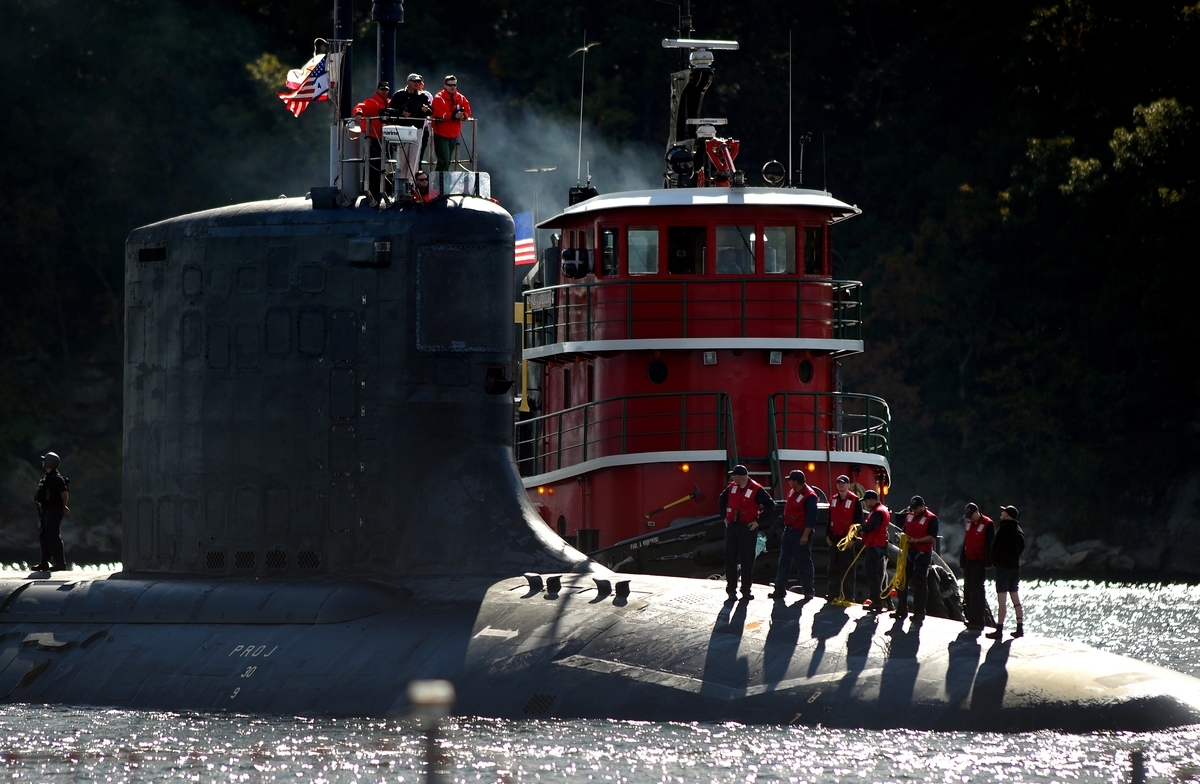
[523,337,864,361]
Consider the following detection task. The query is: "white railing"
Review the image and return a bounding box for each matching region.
[332,117,489,205]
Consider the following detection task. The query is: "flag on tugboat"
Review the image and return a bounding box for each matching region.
[277,54,329,117]
[514,211,537,266]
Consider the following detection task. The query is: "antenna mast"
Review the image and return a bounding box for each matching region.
[571,33,602,185]
[788,31,793,187]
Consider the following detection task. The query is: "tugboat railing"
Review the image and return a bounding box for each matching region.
[514,392,737,478]
[768,391,891,489]
[523,279,863,350]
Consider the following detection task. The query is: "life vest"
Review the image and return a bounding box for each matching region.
[963,514,994,561]
[904,510,936,552]
[828,492,860,537]
[725,478,765,524]
[783,484,817,529]
[862,504,890,548]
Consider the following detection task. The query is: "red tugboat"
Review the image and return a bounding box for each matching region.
[516,32,957,614]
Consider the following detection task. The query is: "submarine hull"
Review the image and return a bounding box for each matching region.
[2,571,1199,732]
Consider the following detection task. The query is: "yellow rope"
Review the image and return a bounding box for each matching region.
[828,524,864,606]
[884,534,909,602]
[836,524,861,551]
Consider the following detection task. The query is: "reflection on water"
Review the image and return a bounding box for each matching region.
[1,580,1198,783]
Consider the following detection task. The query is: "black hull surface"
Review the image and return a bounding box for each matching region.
[2,571,1199,732]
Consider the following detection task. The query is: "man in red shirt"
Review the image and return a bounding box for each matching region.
[431,75,471,171]
[960,502,995,631]
[353,81,391,201]
[826,475,863,601]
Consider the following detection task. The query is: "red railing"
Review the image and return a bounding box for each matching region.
[523,278,863,349]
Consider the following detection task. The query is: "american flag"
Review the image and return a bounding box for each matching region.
[514,211,537,266]
[277,54,329,117]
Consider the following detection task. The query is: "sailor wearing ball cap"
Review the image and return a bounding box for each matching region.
[768,469,819,600]
[717,464,775,602]
[893,495,939,624]
[988,505,1027,640]
[826,474,863,601]
[859,489,892,612]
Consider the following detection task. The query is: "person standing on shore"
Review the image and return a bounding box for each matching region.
[960,502,995,631]
[988,505,1026,640]
[33,452,70,572]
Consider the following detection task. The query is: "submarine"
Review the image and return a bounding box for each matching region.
[3,3,1200,733]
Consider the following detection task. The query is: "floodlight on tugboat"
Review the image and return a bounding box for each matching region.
[762,160,787,186]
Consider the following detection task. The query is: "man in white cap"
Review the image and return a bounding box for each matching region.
[33,451,70,571]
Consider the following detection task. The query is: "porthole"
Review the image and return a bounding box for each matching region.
[797,359,814,384]
[648,360,669,384]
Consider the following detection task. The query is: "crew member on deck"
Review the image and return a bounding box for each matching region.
[859,490,891,613]
[389,73,433,193]
[826,475,863,601]
[353,80,391,202]
[960,502,995,631]
[988,505,1026,640]
[33,451,70,572]
[894,495,938,624]
[769,470,818,600]
[431,75,471,172]
[414,170,432,202]
[718,465,775,602]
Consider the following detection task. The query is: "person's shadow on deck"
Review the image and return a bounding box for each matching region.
[700,596,752,691]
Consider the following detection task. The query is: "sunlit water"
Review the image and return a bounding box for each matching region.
[2,579,1199,783]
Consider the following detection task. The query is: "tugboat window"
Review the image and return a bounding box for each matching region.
[600,228,618,276]
[804,226,825,275]
[627,227,659,275]
[797,359,814,383]
[764,226,797,274]
[648,360,669,384]
[667,226,706,274]
[715,226,755,274]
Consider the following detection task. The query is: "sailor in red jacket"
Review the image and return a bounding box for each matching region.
[960,502,995,631]
[718,464,775,602]
[431,74,472,172]
[768,470,818,600]
[353,80,392,201]
[859,490,891,613]
[894,495,939,624]
[826,474,864,601]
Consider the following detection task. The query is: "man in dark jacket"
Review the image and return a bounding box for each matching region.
[389,73,433,189]
[960,502,995,631]
[987,505,1026,639]
[33,451,70,571]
